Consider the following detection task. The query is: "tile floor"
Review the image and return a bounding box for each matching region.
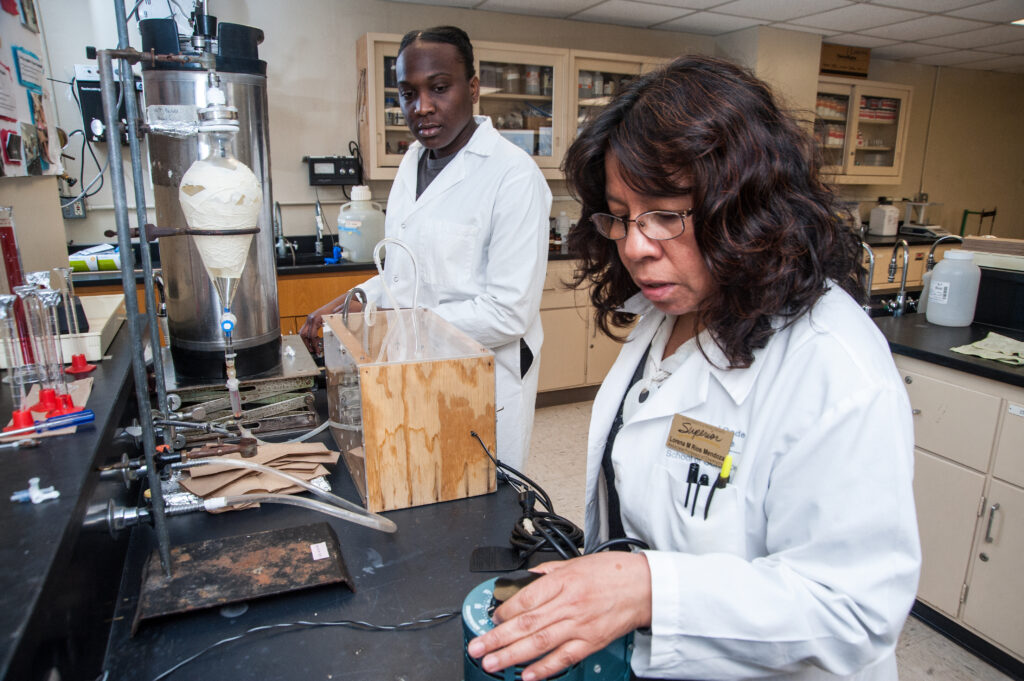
[524,400,1016,681]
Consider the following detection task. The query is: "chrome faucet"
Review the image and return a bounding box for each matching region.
[886,239,910,316]
[860,242,875,312]
[314,200,326,256]
[926,234,964,271]
[273,201,287,258]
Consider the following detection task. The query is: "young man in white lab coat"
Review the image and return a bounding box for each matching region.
[301,26,550,471]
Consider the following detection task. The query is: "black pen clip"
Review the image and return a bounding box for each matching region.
[684,462,699,506]
[691,473,709,517]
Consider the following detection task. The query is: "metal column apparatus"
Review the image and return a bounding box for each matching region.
[140,13,281,381]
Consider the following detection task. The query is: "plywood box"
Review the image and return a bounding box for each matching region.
[820,43,870,78]
[323,309,496,512]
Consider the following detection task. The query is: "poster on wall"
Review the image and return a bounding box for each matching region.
[26,88,48,167]
[17,0,36,33]
[19,121,38,174]
[11,46,41,90]
[0,62,17,120]
[1,128,21,165]
[0,5,59,178]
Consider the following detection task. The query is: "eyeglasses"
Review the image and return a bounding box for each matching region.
[590,210,693,241]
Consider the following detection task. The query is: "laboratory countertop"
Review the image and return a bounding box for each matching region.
[874,313,1024,388]
[0,324,531,679]
[0,325,138,679]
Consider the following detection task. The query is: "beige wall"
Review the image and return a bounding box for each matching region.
[836,59,1024,239]
[32,0,1024,250]
[0,175,69,292]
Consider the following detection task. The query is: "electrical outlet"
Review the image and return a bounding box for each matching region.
[61,196,86,220]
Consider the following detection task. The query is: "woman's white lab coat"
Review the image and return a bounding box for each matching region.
[584,286,921,680]
[360,117,551,470]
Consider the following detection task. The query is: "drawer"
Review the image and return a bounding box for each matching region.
[994,401,1024,488]
[901,367,1000,471]
[542,261,579,310]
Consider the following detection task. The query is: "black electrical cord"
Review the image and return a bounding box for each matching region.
[471,430,584,561]
[143,610,459,681]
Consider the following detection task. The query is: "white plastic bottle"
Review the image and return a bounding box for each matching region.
[555,211,571,239]
[337,185,385,263]
[925,250,981,327]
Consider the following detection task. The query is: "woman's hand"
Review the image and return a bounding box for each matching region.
[298,295,362,355]
[467,552,652,681]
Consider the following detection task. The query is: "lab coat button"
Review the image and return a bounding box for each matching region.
[393,276,399,283]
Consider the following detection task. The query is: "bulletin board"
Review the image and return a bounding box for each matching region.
[0,0,61,178]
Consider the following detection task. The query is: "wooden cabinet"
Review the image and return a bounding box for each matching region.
[816,76,912,185]
[895,354,1024,663]
[538,260,626,392]
[357,36,661,181]
[276,269,375,335]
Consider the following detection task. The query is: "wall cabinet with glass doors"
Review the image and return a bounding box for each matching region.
[357,36,664,181]
[569,51,664,141]
[814,76,912,185]
[357,33,568,180]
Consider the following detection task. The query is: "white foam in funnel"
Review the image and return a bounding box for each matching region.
[178,157,262,279]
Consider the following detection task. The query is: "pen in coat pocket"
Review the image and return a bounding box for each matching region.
[703,454,733,520]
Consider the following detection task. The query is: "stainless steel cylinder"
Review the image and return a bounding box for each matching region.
[143,69,281,381]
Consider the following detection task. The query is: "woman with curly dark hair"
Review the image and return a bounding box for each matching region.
[469,55,920,681]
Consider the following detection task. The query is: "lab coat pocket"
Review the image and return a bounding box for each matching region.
[662,462,745,556]
[422,220,478,292]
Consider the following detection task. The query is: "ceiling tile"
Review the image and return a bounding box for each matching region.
[869,42,953,59]
[573,1,691,28]
[860,14,990,41]
[826,32,899,48]
[913,49,1004,65]
[922,23,1024,48]
[641,0,726,8]
[790,4,925,32]
[771,22,842,36]
[864,0,988,11]
[956,53,1024,69]
[655,10,768,34]
[987,38,1024,54]
[949,0,1024,23]
[384,0,480,7]
[479,0,597,16]
[711,0,852,22]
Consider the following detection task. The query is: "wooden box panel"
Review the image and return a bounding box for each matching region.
[323,309,496,512]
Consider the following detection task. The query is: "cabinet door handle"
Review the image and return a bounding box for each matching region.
[985,503,1000,543]
[912,408,921,415]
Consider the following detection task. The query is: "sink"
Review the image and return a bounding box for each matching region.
[276,252,332,267]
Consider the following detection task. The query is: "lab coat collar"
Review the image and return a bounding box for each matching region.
[405,116,496,209]
[615,294,767,425]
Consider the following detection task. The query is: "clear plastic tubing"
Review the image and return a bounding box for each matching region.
[173,458,396,533]
[204,493,397,532]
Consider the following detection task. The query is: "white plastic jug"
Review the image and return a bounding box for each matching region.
[337,185,384,263]
[925,250,981,327]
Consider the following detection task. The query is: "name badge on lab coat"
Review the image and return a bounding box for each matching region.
[665,414,733,468]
